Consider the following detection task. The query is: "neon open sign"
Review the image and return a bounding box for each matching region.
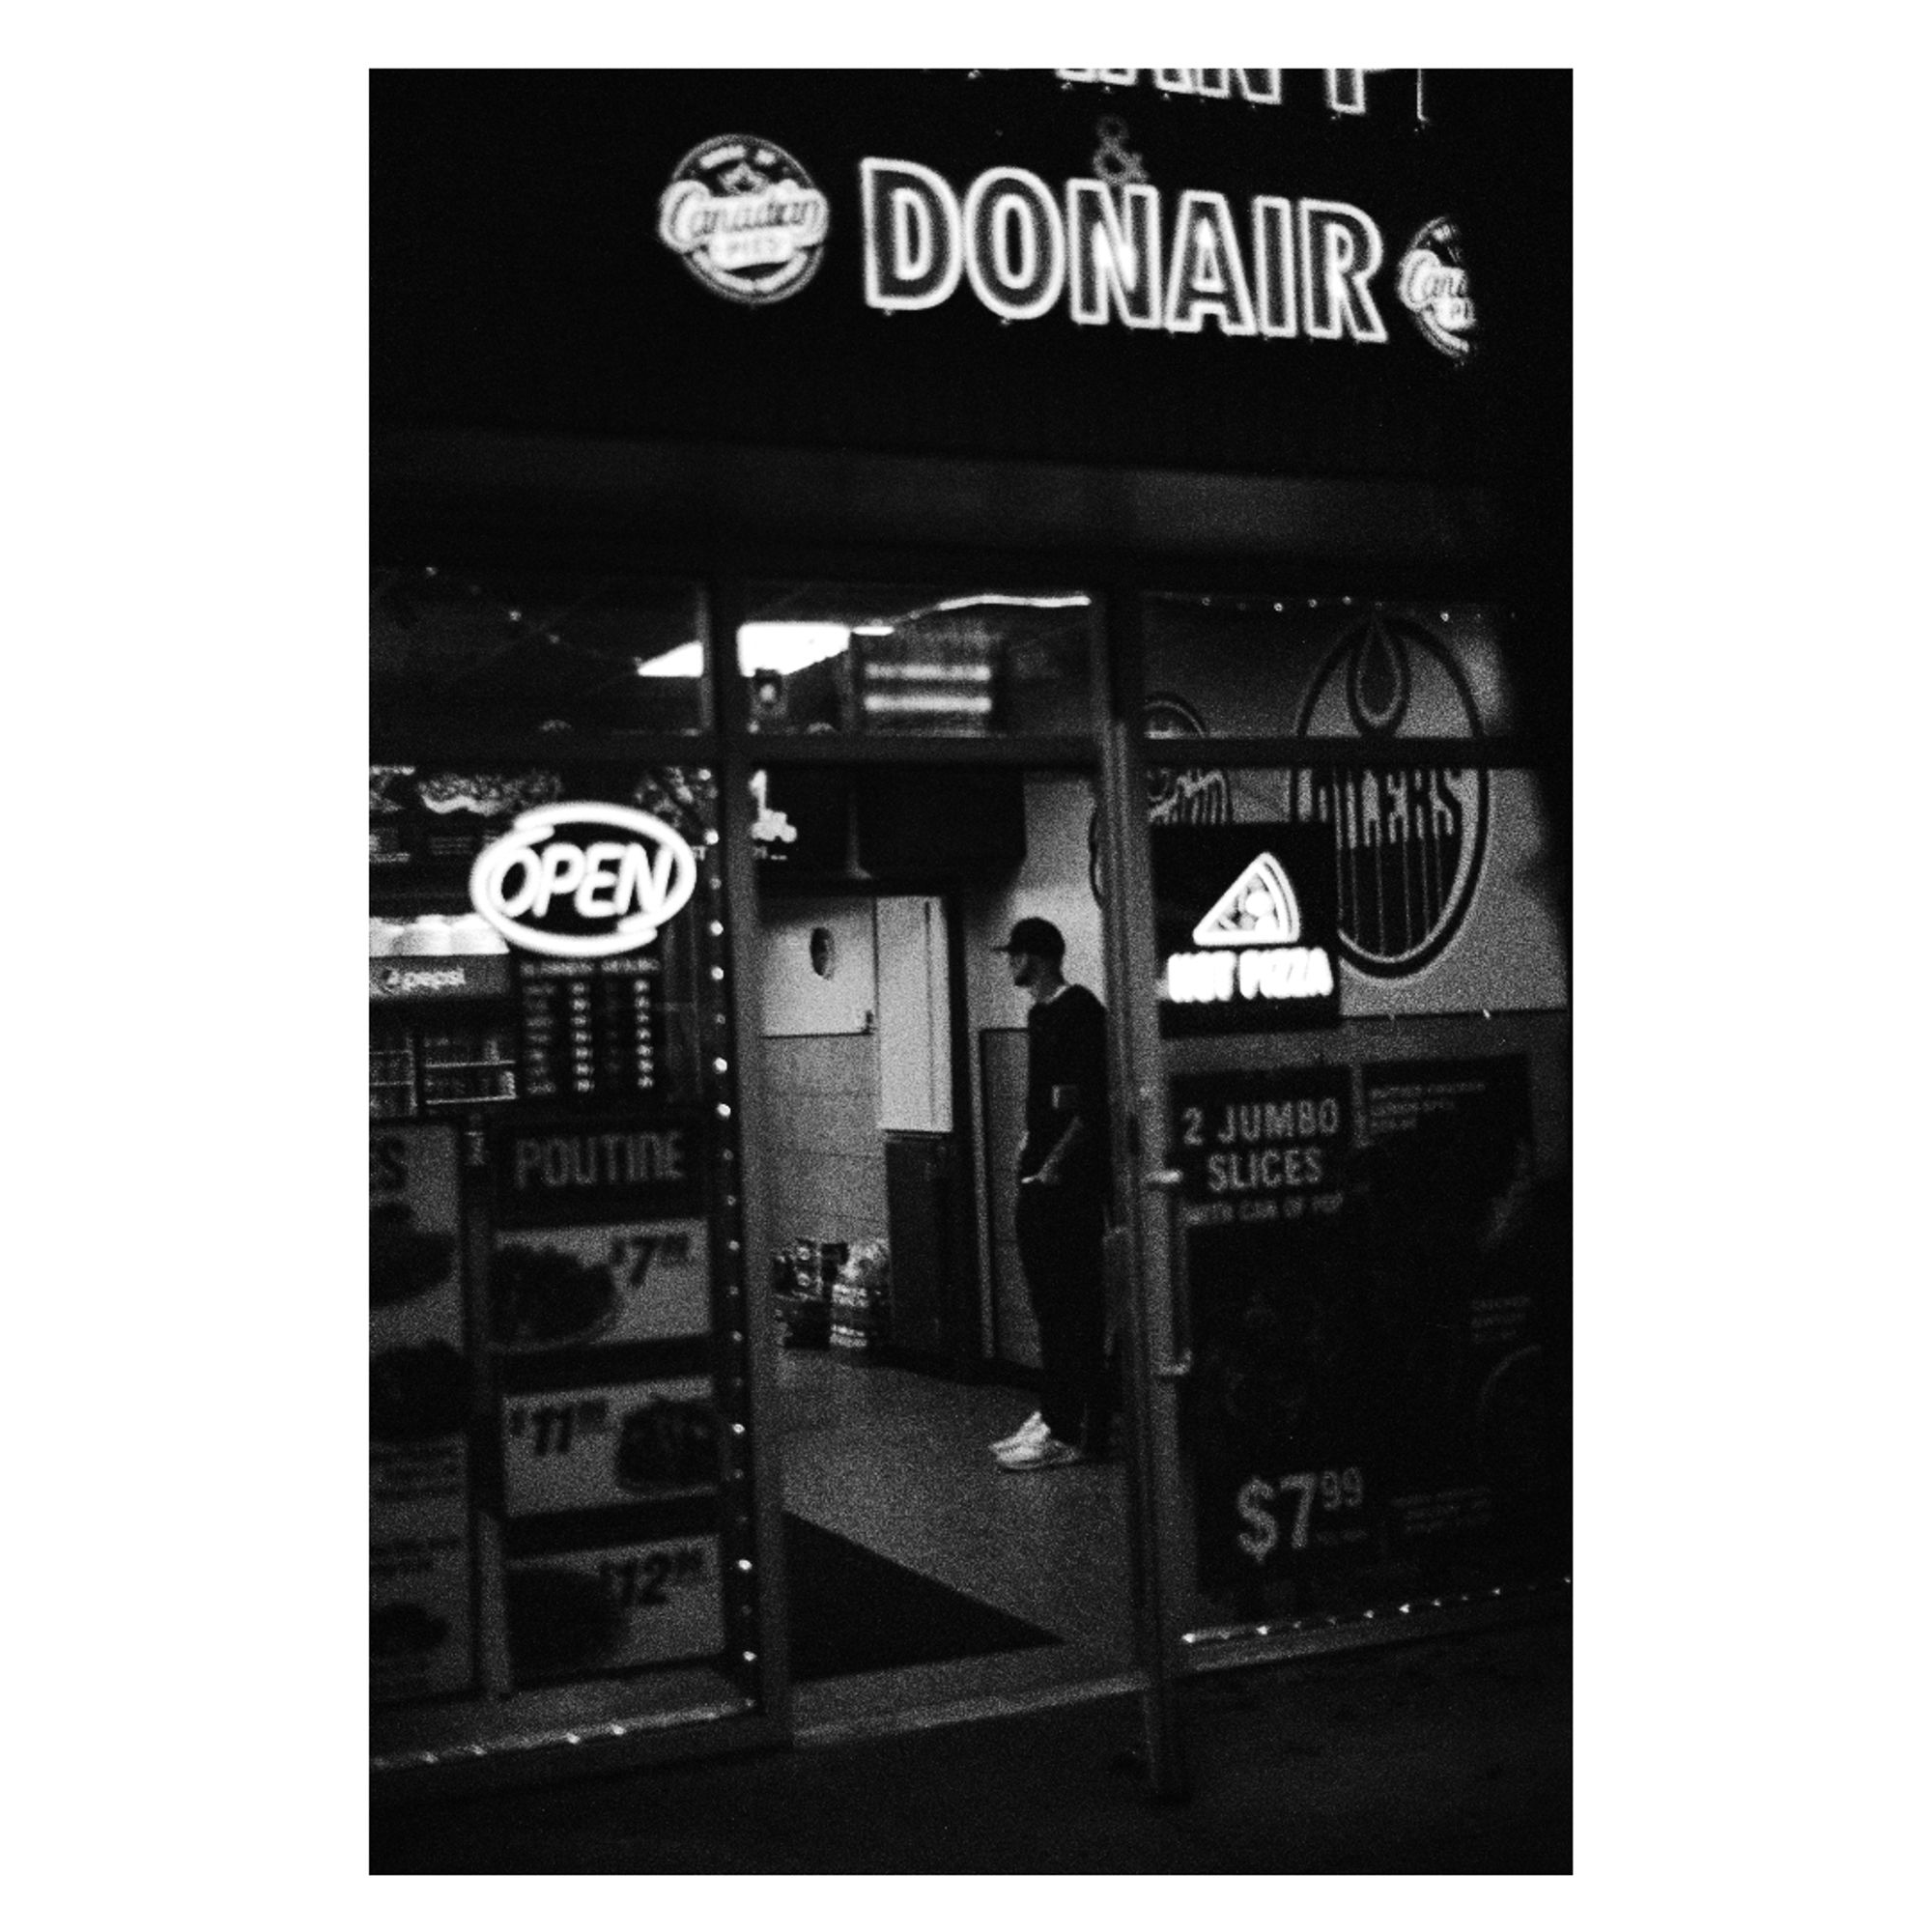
[469,803,697,958]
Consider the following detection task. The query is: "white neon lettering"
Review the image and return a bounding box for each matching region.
[1066,180,1161,328]
[892,185,937,284]
[469,805,698,958]
[534,843,584,918]
[573,840,625,919]
[657,180,829,256]
[993,196,1037,288]
[963,167,1065,320]
[1060,69,1281,106]
[1167,952,1237,1003]
[861,157,962,311]
[1167,948,1334,1004]
[495,849,541,919]
[615,840,674,919]
[1299,200,1387,342]
[860,162,1395,349]
[1253,195,1297,337]
[1164,191,1257,336]
[1325,69,1426,122]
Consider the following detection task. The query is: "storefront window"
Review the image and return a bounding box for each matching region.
[738,583,1094,737]
[371,570,708,735]
[370,762,765,1767]
[1142,762,1569,1639]
[1142,594,1523,744]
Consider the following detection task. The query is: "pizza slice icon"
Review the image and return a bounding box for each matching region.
[1192,852,1301,948]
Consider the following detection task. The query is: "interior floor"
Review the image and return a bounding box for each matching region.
[775,1348,1137,1719]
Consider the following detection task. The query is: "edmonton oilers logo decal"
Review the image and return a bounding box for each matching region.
[1397,215,1475,362]
[1291,612,1488,979]
[657,135,830,305]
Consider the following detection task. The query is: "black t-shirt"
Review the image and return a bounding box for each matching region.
[1020,982,1111,1190]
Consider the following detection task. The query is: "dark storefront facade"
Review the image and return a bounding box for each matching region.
[370,68,1572,1799]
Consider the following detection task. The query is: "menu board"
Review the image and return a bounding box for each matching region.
[484,1102,729,1687]
[516,954,662,1105]
[369,1123,476,1704]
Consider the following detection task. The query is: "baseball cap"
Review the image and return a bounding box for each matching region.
[993,917,1065,961]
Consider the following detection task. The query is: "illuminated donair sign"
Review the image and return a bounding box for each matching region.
[861,159,1388,342]
[469,804,697,958]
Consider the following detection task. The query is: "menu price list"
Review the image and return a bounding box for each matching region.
[517,955,661,1106]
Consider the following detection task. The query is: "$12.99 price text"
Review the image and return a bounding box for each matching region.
[598,1544,708,1610]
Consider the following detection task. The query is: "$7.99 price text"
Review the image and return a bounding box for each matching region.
[1235,1465,1366,1565]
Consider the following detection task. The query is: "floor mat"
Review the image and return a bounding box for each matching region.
[782,1514,1061,1682]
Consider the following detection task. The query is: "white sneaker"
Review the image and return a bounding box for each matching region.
[997,1432,1083,1470]
[990,1410,1047,1455]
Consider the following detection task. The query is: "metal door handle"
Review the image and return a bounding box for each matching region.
[1140,1169,1193,1378]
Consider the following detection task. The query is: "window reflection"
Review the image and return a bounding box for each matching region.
[1141,595,1520,741]
[739,585,1093,736]
[371,569,707,735]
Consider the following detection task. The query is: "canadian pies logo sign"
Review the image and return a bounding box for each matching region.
[1396,215,1475,361]
[1154,826,1340,1036]
[469,804,697,958]
[657,136,830,304]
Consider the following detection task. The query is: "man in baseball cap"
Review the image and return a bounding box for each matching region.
[986,916,1114,1469]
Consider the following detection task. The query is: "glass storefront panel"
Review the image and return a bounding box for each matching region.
[1141,594,1525,745]
[1138,754,1570,1648]
[369,760,767,1768]
[371,570,708,736]
[738,583,1094,737]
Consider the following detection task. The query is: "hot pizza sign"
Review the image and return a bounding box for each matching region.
[1153,824,1341,1035]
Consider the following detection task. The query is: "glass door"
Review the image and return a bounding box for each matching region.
[724,578,1153,1734]
[1100,590,1572,1750]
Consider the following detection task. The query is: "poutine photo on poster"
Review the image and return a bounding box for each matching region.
[490,1220,711,1352]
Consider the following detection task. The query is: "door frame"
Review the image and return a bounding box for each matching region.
[371,537,1560,1793]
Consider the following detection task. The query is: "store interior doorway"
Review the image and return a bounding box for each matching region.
[749,771,1139,1727]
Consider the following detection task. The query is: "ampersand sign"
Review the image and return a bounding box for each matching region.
[1092,117,1148,185]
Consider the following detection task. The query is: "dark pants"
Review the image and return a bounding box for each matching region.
[1015,1182,1110,1450]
